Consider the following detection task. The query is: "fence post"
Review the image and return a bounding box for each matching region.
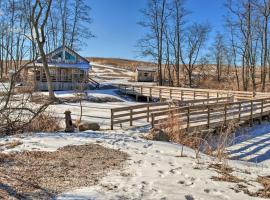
[260,99,264,124]
[111,109,114,130]
[150,87,152,99]
[238,102,241,122]
[151,113,155,128]
[207,105,210,129]
[224,104,227,123]
[147,104,150,122]
[181,90,183,101]
[193,91,196,100]
[159,88,162,102]
[207,92,210,104]
[170,89,172,99]
[187,107,190,131]
[130,108,133,126]
[250,100,253,126]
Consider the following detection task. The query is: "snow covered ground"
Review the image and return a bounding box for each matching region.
[228,122,270,165]
[1,63,270,199]
[1,129,269,200]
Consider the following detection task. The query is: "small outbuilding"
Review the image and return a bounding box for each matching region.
[135,67,157,82]
[24,46,91,91]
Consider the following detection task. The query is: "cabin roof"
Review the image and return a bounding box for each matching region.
[136,66,157,72]
[33,62,90,70]
[42,45,90,64]
[27,46,90,70]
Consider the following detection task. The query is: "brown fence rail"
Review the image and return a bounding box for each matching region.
[117,84,270,101]
[110,102,174,130]
[151,98,270,131]
[110,96,234,130]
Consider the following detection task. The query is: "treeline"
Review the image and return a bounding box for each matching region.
[0,0,92,79]
[139,0,270,92]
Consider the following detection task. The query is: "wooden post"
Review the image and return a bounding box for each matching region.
[147,105,150,122]
[151,113,155,128]
[207,105,210,129]
[207,92,210,104]
[187,107,190,131]
[132,86,135,94]
[170,89,172,99]
[181,90,183,101]
[260,99,264,124]
[159,88,162,102]
[140,86,143,95]
[147,96,150,102]
[238,102,241,122]
[250,100,253,126]
[224,104,227,123]
[130,108,133,126]
[150,87,152,99]
[193,91,196,100]
[64,110,75,132]
[111,109,114,130]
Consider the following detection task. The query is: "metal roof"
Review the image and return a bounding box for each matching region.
[136,67,157,72]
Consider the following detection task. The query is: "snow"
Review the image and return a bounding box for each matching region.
[1,63,270,199]
[227,122,270,165]
[1,130,268,200]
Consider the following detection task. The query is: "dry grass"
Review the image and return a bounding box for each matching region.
[5,140,23,149]
[0,144,128,199]
[146,112,214,156]
[26,111,61,132]
[256,176,270,198]
[89,57,154,72]
[209,163,243,183]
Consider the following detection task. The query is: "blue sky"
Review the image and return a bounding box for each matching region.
[81,0,226,60]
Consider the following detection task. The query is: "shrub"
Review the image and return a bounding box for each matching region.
[26,110,61,132]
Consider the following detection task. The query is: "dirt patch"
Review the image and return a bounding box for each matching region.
[0,144,128,199]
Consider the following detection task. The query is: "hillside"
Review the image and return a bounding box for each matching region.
[88,57,155,72]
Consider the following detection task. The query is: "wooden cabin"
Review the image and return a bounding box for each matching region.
[24,46,91,91]
[135,67,157,82]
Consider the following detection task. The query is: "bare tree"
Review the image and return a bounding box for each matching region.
[138,0,169,86]
[211,32,226,82]
[30,0,56,100]
[180,23,210,87]
[170,0,187,87]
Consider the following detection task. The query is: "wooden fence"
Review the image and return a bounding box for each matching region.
[151,97,270,132]
[110,96,233,130]
[117,84,270,101]
[110,102,173,130]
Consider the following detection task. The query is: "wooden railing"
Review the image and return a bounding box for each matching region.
[110,96,233,130]
[117,84,270,101]
[110,102,174,130]
[151,97,270,131]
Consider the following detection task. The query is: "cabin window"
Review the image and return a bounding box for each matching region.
[50,68,57,82]
[61,69,72,82]
[65,51,76,62]
[52,52,63,61]
[144,72,149,77]
[73,69,84,82]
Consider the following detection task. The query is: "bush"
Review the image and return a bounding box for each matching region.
[26,110,61,132]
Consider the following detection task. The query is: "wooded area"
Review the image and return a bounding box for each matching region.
[139,0,270,92]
